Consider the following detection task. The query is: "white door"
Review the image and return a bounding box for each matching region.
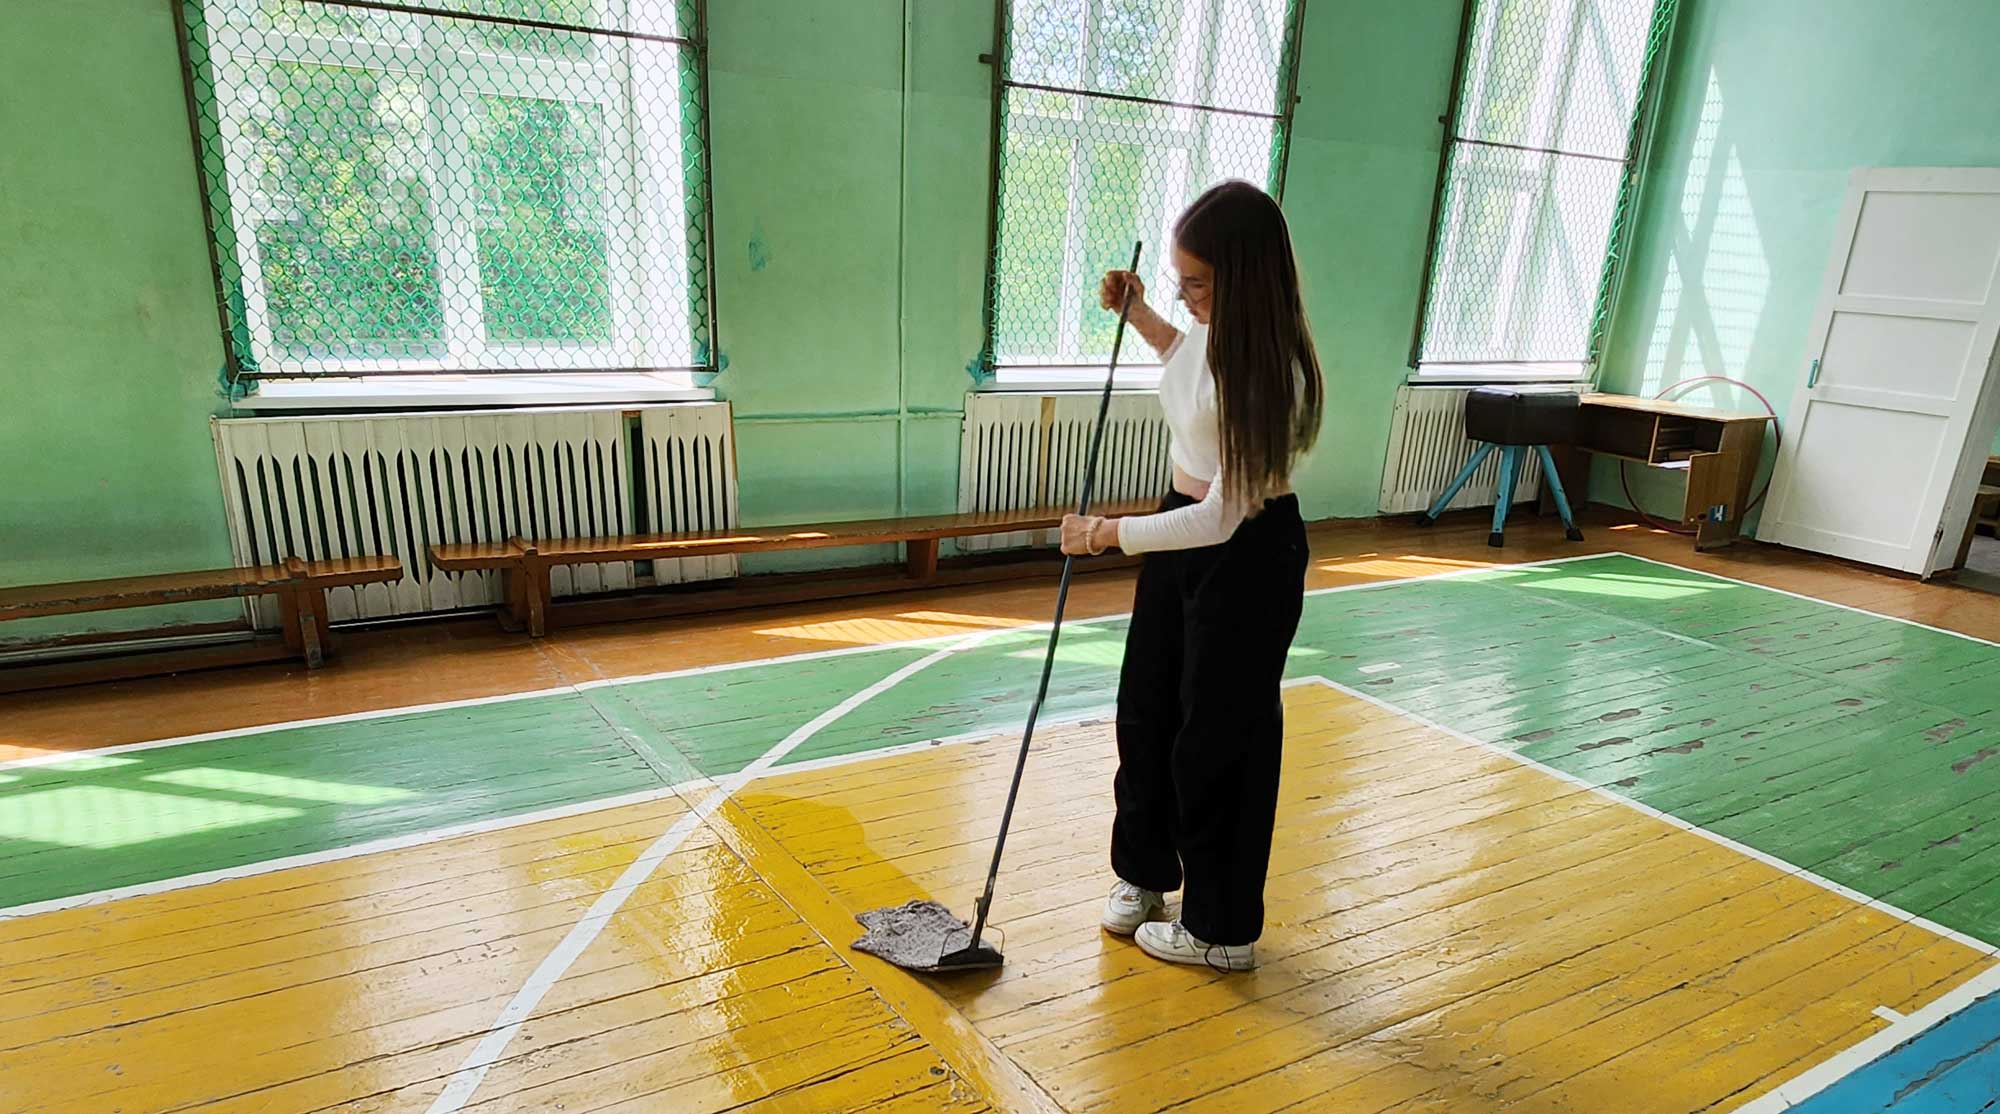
[1763,168,2000,574]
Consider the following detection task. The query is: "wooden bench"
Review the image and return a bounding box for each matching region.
[0,555,403,690]
[431,502,1154,636]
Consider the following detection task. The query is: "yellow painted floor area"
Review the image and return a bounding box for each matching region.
[5,683,1994,1113]
[744,683,1998,1113]
[0,792,990,1113]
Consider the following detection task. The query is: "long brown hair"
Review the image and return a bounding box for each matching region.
[1173,180,1324,508]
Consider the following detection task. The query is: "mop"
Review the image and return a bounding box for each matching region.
[852,240,1146,973]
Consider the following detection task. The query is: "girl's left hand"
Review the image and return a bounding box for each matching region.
[1060,514,1106,556]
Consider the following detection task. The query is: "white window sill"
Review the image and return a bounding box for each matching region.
[1410,362,1592,386]
[984,365,1163,393]
[232,372,714,413]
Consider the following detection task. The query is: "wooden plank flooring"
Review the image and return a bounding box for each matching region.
[0,795,991,1113]
[5,514,2000,1112]
[8,509,1996,762]
[746,686,1991,1112]
[15,683,1988,1112]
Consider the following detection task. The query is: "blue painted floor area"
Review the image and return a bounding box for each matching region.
[1794,990,2000,1112]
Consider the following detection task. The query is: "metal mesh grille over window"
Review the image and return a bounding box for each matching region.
[987,0,1305,371]
[1414,0,1677,371]
[177,0,714,380]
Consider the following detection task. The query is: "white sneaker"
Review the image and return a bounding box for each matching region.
[1134,920,1256,971]
[1101,880,1167,935]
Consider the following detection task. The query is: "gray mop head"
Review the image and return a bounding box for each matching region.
[852,899,1003,972]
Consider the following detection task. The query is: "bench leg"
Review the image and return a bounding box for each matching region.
[522,560,551,638]
[279,590,305,656]
[302,612,327,669]
[280,588,327,668]
[906,539,940,581]
[497,566,527,633]
[498,565,548,636]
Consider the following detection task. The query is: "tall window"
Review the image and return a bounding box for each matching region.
[1412,0,1676,378]
[985,0,1305,382]
[177,0,712,382]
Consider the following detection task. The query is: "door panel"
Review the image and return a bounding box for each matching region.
[1762,168,2000,574]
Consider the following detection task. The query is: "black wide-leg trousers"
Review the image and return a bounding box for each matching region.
[1110,491,1308,946]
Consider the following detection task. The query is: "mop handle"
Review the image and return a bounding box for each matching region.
[966,240,1143,948]
[1072,247,1145,517]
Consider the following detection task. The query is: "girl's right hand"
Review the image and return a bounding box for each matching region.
[1099,270,1145,312]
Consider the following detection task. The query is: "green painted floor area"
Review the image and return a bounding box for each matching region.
[0,694,661,907]
[5,553,1998,939]
[1297,557,2000,948]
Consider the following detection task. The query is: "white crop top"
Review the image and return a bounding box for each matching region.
[1114,324,1247,554]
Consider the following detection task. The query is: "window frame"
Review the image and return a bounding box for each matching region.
[178,0,717,386]
[1407,0,1680,384]
[977,0,1309,389]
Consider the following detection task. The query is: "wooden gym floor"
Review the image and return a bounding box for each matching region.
[4,510,2000,1113]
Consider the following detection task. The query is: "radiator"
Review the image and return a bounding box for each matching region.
[1378,385,1551,515]
[637,404,739,585]
[958,392,1172,552]
[212,402,737,627]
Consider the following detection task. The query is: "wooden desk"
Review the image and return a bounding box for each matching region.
[1955,485,2000,569]
[1559,393,1775,551]
[1985,456,2000,530]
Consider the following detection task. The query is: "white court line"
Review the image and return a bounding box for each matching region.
[1305,674,2000,960]
[1735,962,2000,1112]
[0,555,1599,924]
[0,782,702,921]
[569,629,978,689]
[6,548,1987,926]
[1617,551,2000,649]
[9,558,1986,1102]
[0,679,1327,921]
[696,676,1308,789]
[0,685,575,772]
[13,547,1987,774]
[758,707,1116,780]
[416,667,2000,1112]
[0,553,1609,773]
[785,676,2000,1110]
[1306,672,2000,1110]
[0,714,1124,922]
[423,628,1004,1114]
[646,675,1334,788]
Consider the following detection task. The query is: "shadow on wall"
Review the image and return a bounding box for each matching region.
[1611,66,1781,532]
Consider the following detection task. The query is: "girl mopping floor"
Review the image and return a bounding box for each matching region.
[1062,180,1326,973]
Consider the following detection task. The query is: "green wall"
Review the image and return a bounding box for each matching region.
[0,0,1624,643]
[705,0,991,573]
[1284,0,1461,517]
[705,0,1462,538]
[1598,0,2000,527]
[0,0,236,643]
